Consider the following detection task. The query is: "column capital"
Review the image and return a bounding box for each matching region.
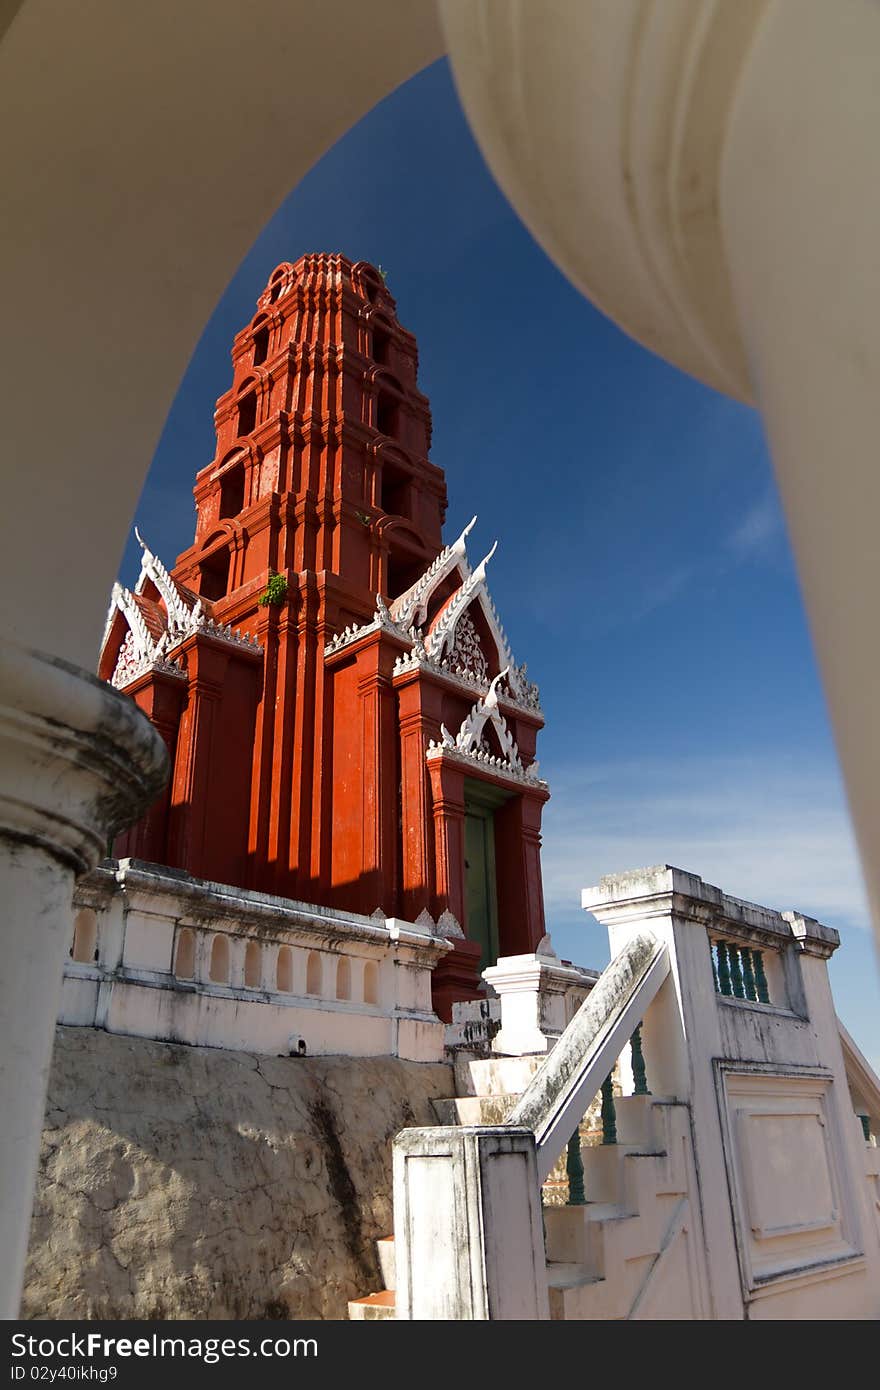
[0,638,168,874]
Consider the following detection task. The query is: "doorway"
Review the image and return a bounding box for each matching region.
[463,780,506,974]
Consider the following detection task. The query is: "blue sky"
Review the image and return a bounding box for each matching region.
[125,59,880,1066]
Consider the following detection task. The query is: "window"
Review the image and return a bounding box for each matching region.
[244,941,261,989]
[209,935,229,984]
[71,909,97,964]
[198,545,230,600]
[380,461,410,518]
[362,271,382,305]
[373,325,391,366]
[174,929,195,979]
[363,961,379,1006]
[336,957,351,1001]
[253,324,269,366]
[306,951,322,996]
[276,946,293,993]
[218,462,245,519]
[376,391,399,439]
[386,551,424,599]
[237,390,257,437]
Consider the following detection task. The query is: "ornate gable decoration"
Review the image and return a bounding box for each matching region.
[324,518,542,715]
[102,530,261,691]
[389,515,476,631]
[446,611,488,685]
[428,669,547,788]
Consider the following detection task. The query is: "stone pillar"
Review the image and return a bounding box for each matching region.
[424,753,482,1018]
[114,667,185,863]
[0,639,167,1317]
[426,754,467,927]
[494,787,549,956]
[395,673,443,920]
[167,636,229,879]
[393,1124,549,1320]
[354,635,400,913]
[483,941,595,1056]
[581,867,747,1320]
[582,865,880,1320]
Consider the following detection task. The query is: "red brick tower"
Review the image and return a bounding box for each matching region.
[100,254,549,1016]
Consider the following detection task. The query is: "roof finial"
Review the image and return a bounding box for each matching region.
[472,539,498,583]
[451,515,477,557]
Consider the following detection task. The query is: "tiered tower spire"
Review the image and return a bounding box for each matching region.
[100,254,549,1017]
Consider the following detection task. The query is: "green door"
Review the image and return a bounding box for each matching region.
[464,803,500,974]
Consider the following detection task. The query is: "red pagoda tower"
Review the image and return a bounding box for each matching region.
[99,254,549,1017]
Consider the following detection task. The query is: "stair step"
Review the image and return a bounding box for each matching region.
[377,1235,395,1292]
[545,1261,603,1290]
[432,1094,517,1126]
[453,1053,545,1097]
[348,1289,395,1320]
[546,1262,604,1319]
[583,1201,634,1222]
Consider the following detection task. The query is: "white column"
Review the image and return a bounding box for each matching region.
[393,1125,549,1320]
[718,0,880,927]
[0,639,167,1318]
[441,0,880,953]
[483,945,591,1056]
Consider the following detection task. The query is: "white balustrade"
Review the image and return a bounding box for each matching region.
[60,858,450,1061]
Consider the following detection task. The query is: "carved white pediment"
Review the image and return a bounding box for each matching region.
[324,521,542,715]
[440,669,521,768]
[103,530,261,690]
[389,515,476,630]
[444,610,489,685]
[431,668,546,787]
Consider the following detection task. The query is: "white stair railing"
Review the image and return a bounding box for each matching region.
[393,930,670,1318]
[507,931,669,1182]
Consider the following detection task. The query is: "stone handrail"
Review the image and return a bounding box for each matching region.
[508,932,670,1183]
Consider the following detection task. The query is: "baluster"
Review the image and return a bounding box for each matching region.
[566,1128,586,1204]
[741,947,757,1001]
[716,941,732,996]
[753,950,770,1004]
[729,944,745,999]
[601,1074,617,1145]
[709,937,721,992]
[630,1023,650,1096]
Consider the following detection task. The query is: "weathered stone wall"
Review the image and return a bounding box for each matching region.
[23,1027,452,1320]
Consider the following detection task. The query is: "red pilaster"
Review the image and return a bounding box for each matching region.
[495,786,551,955]
[114,669,185,863]
[395,673,444,918]
[167,638,230,877]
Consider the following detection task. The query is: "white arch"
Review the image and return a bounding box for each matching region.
[3,0,880,1325]
[0,1,442,667]
[0,11,442,1317]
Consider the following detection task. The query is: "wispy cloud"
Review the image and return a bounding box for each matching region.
[538,751,880,1068]
[727,492,783,563]
[540,751,869,935]
[628,564,694,623]
[573,491,788,640]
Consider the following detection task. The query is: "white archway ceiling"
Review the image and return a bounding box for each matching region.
[0,0,441,664]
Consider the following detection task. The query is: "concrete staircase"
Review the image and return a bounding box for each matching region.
[347,1052,542,1320]
[348,1048,694,1320]
[543,1096,696,1319]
